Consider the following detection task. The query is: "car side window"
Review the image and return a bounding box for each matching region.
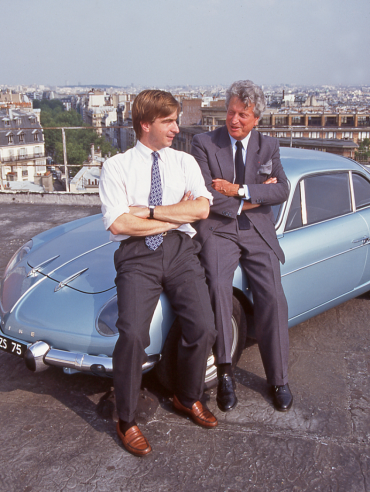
[305,173,351,225]
[352,173,370,209]
[285,185,302,231]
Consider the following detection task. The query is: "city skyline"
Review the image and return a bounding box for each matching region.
[1,0,370,88]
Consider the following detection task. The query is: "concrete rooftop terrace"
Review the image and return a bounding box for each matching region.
[0,202,369,492]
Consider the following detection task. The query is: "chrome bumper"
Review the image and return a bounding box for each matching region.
[24,341,160,375]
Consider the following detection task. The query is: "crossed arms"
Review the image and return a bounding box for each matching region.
[109,193,210,236]
[191,134,289,219]
[211,177,278,211]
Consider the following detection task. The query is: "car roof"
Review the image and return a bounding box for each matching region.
[280,147,367,181]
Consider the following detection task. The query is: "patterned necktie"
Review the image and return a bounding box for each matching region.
[235,141,250,230]
[145,151,163,251]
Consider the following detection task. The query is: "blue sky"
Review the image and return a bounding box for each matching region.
[1,0,370,87]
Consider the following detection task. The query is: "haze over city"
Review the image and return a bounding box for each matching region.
[1,0,370,88]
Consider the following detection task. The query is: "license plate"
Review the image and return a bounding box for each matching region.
[0,335,27,358]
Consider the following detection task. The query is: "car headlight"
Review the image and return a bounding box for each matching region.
[96,296,118,337]
[3,240,33,279]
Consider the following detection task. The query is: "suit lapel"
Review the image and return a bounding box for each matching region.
[245,129,261,184]
[215,127,234,182]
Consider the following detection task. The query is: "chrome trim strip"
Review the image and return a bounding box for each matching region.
[27,255,60,277]
[281,243,366,277]
[349,171,356,212]
[283,209,356,234]
[300,180,307,225]
[54,268,89,292]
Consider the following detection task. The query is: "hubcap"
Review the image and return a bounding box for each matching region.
[204,315,239,384]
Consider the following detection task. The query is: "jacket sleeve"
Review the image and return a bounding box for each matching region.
[248,140,289,206]
[191,134,240,220]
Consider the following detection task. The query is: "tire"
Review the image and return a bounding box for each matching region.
[155,295,248,392]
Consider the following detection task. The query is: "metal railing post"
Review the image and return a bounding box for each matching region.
[61,128,70,192]
[0,162,4,191]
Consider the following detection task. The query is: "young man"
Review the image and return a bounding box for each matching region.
[191,80,293,414]
[99,90,217,457]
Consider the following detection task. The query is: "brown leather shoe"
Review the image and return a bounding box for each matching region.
[116,423,152,457]
[173,395,218,428]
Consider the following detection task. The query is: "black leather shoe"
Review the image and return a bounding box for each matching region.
[216,374,238,412]
[271,383,293,412]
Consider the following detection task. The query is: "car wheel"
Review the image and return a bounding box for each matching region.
[155,295,247,392]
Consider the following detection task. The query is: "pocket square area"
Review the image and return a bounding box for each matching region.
[258,160,273,175]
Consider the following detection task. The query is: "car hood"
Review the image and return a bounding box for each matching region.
[26,216,118,294]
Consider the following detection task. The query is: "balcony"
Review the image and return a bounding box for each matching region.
[1,153,45,162]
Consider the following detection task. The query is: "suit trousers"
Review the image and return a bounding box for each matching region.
[113,231,217,422]
[199,225,289,386]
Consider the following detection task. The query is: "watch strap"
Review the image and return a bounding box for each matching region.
[149,205,155,219]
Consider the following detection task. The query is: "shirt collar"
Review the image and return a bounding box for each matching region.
[228,132,252,150]
[135,140,167,162]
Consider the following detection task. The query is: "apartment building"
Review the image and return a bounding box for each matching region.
[0,89,32,111]
[200,105,370,144]
[0,109,46,185]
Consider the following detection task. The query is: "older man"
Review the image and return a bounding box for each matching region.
[191,80,292,413]
[99,90,217,457]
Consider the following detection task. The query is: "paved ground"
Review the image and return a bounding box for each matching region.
[0,203,369,492]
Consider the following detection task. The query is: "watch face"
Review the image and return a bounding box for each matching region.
[238,188,245,196]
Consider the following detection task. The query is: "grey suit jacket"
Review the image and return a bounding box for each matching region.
[191,126,289,263]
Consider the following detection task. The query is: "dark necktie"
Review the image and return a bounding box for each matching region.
[235,141,250,230]
[145,151,163,251]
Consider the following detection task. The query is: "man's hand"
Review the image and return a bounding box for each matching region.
[242,176,278,210]
[180,190,194,201]
[263,177,277,185]
[242,201,260,211]
[212,179,238,196]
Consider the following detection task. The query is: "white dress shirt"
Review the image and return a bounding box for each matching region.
[99,140,213,242]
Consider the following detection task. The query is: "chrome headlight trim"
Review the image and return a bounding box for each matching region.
[96,295,119,337]
[4,240,33,279]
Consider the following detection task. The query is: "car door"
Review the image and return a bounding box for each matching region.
[279,171,369,321]
[351,171,370,286]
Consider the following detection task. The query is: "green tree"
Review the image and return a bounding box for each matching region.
[34,99,118,172]
[356,138,370,163]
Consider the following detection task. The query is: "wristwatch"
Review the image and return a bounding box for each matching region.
[149,205,155,219]
[237,186,245,197]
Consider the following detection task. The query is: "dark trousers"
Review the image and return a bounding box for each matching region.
[199,226,289,386]
[113,231,217,422]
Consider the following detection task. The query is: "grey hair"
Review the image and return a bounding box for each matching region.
[225,80,266,119]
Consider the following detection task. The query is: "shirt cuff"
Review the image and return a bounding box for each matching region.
[195,189,213,206]
[237,185,250,215]
[102,204,130,230]
[243,184,250,200]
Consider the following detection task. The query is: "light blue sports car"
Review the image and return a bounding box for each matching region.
[1,147,370,389]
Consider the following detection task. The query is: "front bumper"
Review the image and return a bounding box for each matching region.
[0,333,160,376]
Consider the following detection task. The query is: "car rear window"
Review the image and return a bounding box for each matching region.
[352,173,370,209]
[305,172,351,225]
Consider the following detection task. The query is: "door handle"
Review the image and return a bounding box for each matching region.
[352,236,370,245]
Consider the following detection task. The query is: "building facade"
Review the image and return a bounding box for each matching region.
[172,126,358,159]
[0,109,46,186]
[200,105,370,145]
